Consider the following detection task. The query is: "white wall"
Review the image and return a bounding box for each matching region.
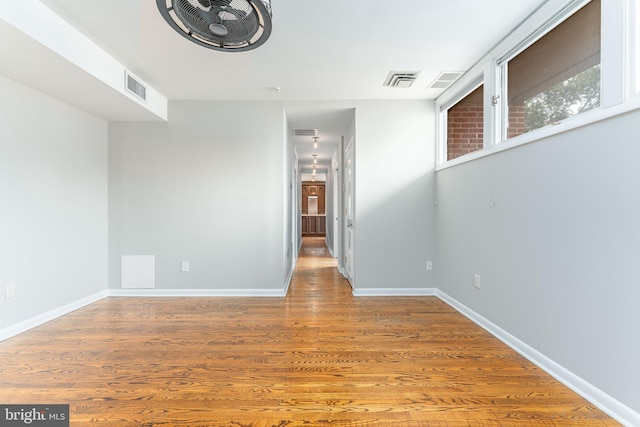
[435,110,640,415]
[108,101,286,292]
[353,100,436,291]
[0,74,108,331]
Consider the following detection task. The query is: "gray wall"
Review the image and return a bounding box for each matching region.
[0,75,108,329]
[354,100,436,290]
[108,99,437,293]
[108,100,286,291]
[436,110,640,413]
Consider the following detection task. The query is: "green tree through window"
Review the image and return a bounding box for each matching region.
[524,65,601,132]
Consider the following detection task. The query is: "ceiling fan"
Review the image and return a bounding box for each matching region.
[156,0,273,52]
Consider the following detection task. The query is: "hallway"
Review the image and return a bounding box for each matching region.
[0,238,617,426]
[287,236,351,301]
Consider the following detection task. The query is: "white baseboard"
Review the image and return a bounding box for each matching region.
[0,289,109,342]
[353,287,437,296]
[283,269,294,297]
[108,288,287,297]
[436,290,640,427]
[283,253,298,296]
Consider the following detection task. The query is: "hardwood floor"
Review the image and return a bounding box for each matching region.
[0,237,618,426]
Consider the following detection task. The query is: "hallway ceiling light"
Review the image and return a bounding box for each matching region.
[156,0,273,52]
[313,155,318,164]
[312,136,319,149]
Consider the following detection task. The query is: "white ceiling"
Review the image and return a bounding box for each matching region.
[36,0,547,101]
[4,0,547,172]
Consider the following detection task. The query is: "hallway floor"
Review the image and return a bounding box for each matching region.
[0,237,618,426]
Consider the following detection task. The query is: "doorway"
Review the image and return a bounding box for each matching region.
[286,106,355,289]
[301,181,326,237]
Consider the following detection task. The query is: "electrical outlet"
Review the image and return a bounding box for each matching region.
[5,283,16,299]
[426,261,433,271]
[181,261,189,272]
[474,274,481,289]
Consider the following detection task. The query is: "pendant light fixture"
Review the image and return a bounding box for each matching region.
[312,136,319,149]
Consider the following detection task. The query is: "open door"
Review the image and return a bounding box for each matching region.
[332,163,340,258]
[343,137,354,285]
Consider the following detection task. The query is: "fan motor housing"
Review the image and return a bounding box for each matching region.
[157,0,273,52]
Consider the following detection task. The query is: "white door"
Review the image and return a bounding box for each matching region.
[343,138,354,285]
[333,164,340,258]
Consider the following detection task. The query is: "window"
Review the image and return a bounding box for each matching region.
[503,0,601,138]
[446,85,484,161]
[502,0,601,139]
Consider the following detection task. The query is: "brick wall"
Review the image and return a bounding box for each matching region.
[446,87,527,161]
[508,105,526,138]
[447,86,484,161]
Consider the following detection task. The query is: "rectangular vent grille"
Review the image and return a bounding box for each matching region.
[383,71,421,88]
[125,71,147,101]
[294,129,318,136]
[427,71,464,90]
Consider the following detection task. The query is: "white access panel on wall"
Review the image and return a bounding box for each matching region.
[121,255,155,288]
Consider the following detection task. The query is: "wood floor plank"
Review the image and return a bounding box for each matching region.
[0,237,620,426]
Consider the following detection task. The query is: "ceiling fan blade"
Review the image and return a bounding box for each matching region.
[193,8,218,26]
[210,0,248,20]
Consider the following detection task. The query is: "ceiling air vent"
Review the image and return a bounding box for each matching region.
[383,71,421,88]
[294,129,318,137]
[125,71,147,101]
[427,71,464,90]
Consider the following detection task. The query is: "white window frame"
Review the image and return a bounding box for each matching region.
[631,0,640,96]
[601,0,626,107]
[436,77,485,165]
